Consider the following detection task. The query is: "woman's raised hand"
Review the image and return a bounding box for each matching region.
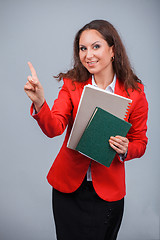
[24,62,45,113]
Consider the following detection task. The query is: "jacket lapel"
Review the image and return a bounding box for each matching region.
[114,77,127,97]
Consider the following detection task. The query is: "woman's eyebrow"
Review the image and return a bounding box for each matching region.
[91,41,101,46]
[79,41,101,47]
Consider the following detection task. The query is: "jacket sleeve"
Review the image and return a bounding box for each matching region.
[30,79,73,138]
[124,88,148,161]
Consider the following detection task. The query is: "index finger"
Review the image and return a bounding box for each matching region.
[115,136,128,142]
[28,61,37,78]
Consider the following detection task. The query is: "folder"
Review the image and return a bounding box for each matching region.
[67,84,132,150]
[75,107,132,167]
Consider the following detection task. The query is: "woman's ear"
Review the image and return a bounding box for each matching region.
[111,45,115,58]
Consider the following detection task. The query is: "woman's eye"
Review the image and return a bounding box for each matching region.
[80,46,87,51]
[93,44,100,49]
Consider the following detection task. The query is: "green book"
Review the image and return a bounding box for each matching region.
[75,107,132,167]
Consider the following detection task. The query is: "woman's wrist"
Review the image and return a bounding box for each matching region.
[34,99,45,113]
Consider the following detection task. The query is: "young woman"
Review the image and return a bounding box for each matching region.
[24,20,148,240]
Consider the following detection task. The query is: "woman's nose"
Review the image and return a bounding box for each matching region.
[86,49,94,59]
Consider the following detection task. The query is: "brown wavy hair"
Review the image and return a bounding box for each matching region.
[55,20,142,92]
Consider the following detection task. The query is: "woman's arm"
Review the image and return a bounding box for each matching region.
[125,89,148,161]
[109,88,148,161]
[24,62,73,138]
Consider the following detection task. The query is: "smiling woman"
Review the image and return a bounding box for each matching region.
[55,20,142,93]
[24,19,148,240]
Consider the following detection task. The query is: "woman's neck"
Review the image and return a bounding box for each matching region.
[94,68,114,90]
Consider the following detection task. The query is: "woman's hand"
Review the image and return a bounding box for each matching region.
[109,135,129,155]
[24,62,45,113]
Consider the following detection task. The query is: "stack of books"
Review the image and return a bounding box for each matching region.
[67,84,132,167]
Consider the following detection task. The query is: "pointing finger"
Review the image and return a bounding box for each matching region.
[28,61,37,78]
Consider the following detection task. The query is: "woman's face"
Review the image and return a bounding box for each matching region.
[79,29,114,76]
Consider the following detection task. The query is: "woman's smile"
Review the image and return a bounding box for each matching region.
[86,60,99,67]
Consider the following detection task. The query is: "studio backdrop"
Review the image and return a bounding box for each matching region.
[0,0,159,240]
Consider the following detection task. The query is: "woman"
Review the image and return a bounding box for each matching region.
[24,20,148,240]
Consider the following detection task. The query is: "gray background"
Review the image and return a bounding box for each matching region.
[0,0,159,239]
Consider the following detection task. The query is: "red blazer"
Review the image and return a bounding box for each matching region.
[31,77,148,202]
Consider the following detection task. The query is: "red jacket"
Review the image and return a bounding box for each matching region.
[31,77,148,201]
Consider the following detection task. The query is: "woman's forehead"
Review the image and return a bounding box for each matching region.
[79,29,105,44]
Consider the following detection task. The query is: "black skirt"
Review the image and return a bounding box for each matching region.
[52,177,124,240]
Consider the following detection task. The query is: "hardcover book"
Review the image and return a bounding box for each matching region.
[75,107,132,167]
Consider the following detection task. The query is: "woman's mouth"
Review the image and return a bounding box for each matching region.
[87,61,98,66]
